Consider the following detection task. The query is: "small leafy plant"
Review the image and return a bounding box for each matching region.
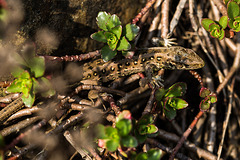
[91,11,139,61]
[155,82,188,120]
[201,0,240,40]
[97,110,138,153]
[199,87,217,111]
[227,1,240,32]
[6,46,55,107]
[201,16,228,40]
[96,110,160,159]
[134,114,158,144]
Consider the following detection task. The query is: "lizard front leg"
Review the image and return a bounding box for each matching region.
[139,64,164,88]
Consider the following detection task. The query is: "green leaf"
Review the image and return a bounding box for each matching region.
[22,91,35,107]
[147,149,162,160]
[121,135,138,148]
[105,126,119,139]
[228,1,240,19]
[96,124,107,139]
[199,95,217,111]
[109,25,122,40]
[124,23,140,41]
[101,45,117,62]
[135,153,148,160]
[116,119,132,136]
[90,31,107,43]
[96,11,111,31]
[229,16,240,32]
[209,24,225,40]
[209,95,217,103]
[200,99,210,111]
[229,18,235,29]
[134,129,147,144]
[234,17,240,32]
[138,124,158,135]
[19,70,31,79]
[117,36,131,51]
[12,52,27,66]
[163,105,176,120]
[6,79,24,93]
[21,45,36,65]
[39,77,55,97]
[155,88,166,101]
[28,57,45,78]
[201,19,216,31]
[199,87,211,98]
[167,97,188,109]
[209,23,221,31]
[106,139,119,152]
[104,32,118,50]
[219,16,228,29]
[165,82,187,97]
[32,77,38,91]
[106,14,121,30]
[138,114,155,125]
[11,68,25,78]
[210,28,225,40]
[21,79,32,95]
[217,29,225,40]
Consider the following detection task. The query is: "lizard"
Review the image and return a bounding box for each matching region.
[81,46,204,82]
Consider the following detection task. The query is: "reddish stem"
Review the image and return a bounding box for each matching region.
[132,0,156,24]
[169,110,204,160]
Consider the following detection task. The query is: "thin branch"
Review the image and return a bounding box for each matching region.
[75,84,126,97]
[0,97,24,123]
[160,0,170,38]
[168,0,188,37]
[42,50,100,62]
[217,78,235,160]
[142,88,156,116]
[169,111,204,160]
[132,0,157,24]
[64,130,93,160]
[210,0,227,16]
[0,117,40,136]
[157,128,222,160]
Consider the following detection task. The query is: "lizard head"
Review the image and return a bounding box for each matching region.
[168,47,205,70]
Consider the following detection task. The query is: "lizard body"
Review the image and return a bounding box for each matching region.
[82,46,204,82]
